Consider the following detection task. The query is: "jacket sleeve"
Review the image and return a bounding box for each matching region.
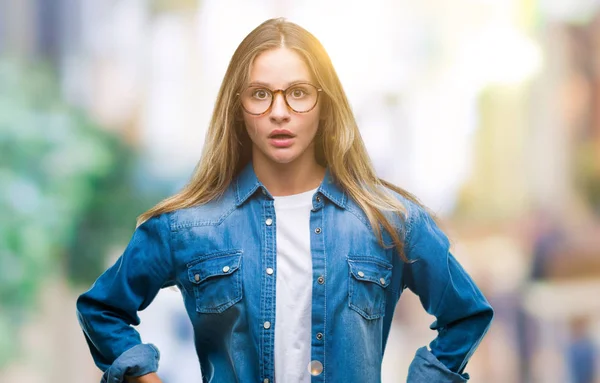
[402,205,494,382]
[75,213,176,383]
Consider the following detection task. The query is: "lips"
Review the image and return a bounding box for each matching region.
[268,130,295,148]
[268,129,295,139]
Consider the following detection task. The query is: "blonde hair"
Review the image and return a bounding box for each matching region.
[138,18,425,262]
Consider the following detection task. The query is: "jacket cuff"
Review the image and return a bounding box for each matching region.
[100,343,160,383]
[407,346,470,383]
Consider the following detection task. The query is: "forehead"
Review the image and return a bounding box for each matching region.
[249,48,313,86]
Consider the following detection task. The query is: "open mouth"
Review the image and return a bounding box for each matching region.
[268,132,295,147]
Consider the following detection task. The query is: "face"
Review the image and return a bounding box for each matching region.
[242,48,321,169]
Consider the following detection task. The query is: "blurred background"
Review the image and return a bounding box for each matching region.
[1,0,600,382]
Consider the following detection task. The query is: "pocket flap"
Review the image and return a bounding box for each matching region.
[348,258,392,288]
[188,251,242,284]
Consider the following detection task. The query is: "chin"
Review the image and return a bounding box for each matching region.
[269,154,298,164]
[259,146,294,162]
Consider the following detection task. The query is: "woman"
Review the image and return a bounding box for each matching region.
[76,18,493,383]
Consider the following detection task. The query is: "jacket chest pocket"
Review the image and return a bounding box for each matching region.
[347,257,392,320]
[187,250,243,314]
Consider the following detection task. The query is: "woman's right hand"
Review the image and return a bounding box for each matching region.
[126,372,163,383]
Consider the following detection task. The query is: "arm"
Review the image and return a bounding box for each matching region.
[402,206,494,382]
[76,213,175,383]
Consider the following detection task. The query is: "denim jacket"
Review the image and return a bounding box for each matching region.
[76,162,494,383]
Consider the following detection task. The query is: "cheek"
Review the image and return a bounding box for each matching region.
[243,116,261,138]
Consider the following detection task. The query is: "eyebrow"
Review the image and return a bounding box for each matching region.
[247,80,312,88]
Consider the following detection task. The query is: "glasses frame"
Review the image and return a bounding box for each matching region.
[236,82,323,116]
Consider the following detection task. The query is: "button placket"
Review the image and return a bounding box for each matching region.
[309,198,326,381]
[261,201,276,379]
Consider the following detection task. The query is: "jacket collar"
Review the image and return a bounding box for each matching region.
[234,162,347,209]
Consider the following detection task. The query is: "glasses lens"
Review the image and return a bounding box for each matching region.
[241,87,273,115]
[285,84,319,113]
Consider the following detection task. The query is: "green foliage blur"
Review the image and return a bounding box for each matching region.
[0,59,161,367]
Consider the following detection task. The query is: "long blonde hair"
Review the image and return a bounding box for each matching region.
[138,18,425,262]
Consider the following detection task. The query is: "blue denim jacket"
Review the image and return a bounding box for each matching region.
[76,163,493,383]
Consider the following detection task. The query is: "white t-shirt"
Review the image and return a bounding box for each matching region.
[273,187,317,383]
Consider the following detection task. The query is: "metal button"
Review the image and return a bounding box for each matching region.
[308,360,323,376]
[317,276,325,284]
[357,271,365,278]
[263,379,269,383]
[263,321,271,329]
[315,227,321,234]
[262,188,267,195]
[222,266,230,273]
[380,278,386,285]
[265,218,273,226]
[316,196,321,202]
[194,274,200,282]
[266,267,274,275]
[316,332,323,340]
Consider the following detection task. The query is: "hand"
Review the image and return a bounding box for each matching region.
[125,372,163,383]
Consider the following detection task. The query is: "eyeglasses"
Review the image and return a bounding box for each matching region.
[237,82,323,115]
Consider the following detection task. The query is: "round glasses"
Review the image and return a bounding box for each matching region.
[237,82,323,115]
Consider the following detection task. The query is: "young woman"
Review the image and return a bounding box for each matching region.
[76,18,493,383]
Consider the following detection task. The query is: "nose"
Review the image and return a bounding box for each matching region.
[269,91,290,123]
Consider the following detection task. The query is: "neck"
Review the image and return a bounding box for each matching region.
[252,153,325,197]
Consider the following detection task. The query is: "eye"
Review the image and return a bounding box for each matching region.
[289,87,308,98]
[252,89,270,100]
